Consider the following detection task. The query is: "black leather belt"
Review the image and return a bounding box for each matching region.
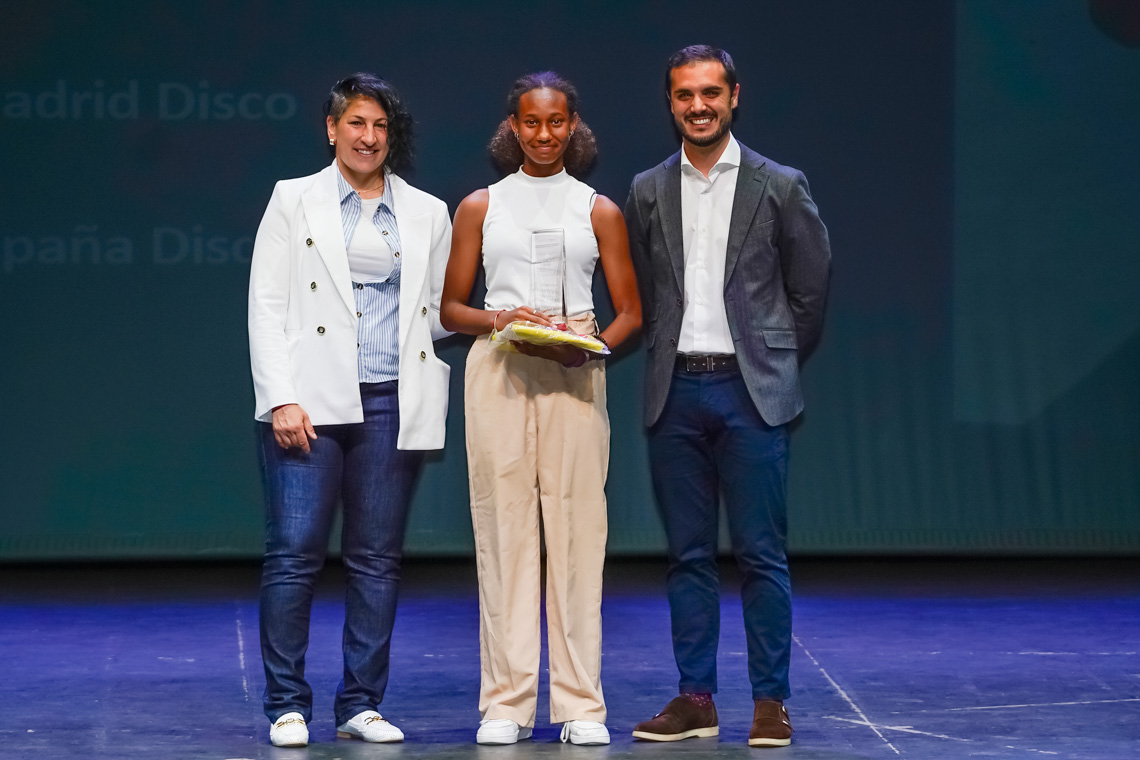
[675,353,738,372]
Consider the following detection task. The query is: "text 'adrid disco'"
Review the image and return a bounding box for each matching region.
[3,80,298,121]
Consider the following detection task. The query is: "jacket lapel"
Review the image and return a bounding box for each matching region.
[301,164,355,316]
[656,152,685,295]
[724,148,769,288]
[389,173,429,354]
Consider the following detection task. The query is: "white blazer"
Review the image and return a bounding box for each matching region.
[248,161,452,450]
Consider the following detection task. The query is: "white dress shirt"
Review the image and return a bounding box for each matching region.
[678,132,740,355]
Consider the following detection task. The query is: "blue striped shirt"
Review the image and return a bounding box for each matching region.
[337,169,402,383]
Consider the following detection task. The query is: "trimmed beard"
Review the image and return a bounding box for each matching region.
[676,112,732,147]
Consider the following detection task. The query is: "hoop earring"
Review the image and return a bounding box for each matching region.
[569,130,575,138]
[513,132,519,141]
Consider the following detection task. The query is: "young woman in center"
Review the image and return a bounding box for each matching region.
[440,71,640,746]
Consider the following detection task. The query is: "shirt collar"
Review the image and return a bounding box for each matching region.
[335,162,394,211]
[680,132,741,174]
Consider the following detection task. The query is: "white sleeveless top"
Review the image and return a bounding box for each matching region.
[481,168,599,314]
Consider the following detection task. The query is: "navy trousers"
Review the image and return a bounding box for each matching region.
[648,367,791,701]
[258,381,424,726]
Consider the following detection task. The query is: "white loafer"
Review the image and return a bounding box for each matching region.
[270,712,308,747]
[336,710,404,742]
[561,720,611,745]
[477,718,533,745]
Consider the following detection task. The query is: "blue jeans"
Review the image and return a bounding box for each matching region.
[258,382,423,726]
[648,368,791,701]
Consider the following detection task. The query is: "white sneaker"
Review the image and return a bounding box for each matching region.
[336,710,404,743]
[270,712,308,747]
[476,718,533,745]
[561,720,611,745]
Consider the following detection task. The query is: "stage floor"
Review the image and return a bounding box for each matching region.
[2,557,1137,759]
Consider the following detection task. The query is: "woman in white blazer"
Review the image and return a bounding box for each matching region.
[248,73,451,748]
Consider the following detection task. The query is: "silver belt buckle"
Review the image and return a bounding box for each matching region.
[682,354,709,372]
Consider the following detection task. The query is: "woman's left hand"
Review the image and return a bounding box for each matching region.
[511,341,589,367]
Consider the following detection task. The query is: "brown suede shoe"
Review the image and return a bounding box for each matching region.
[749,700,792,747]
[632,696,719,741]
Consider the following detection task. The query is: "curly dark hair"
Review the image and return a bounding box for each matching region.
[488,71,597,178]
[324,72,415,174]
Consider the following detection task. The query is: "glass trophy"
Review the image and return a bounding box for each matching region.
[529,228,567,328]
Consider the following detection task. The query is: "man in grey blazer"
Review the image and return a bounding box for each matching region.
[625,45,830,748]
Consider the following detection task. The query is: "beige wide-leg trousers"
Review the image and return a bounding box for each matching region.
[465,314,609,727]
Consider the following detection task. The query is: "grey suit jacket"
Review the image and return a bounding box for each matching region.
[624,142,831,427]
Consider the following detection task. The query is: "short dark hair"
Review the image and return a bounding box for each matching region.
[324,73,415,174]
[664,45,737,98]
[488,71,598,178]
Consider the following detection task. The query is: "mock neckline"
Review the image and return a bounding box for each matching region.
[512,167,570,185]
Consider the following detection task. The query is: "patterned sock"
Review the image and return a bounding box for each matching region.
[681,692,714,708]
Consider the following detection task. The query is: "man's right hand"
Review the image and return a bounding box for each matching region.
[271,403,317,452]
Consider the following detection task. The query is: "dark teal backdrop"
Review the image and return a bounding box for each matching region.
[2,1,1138,559]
